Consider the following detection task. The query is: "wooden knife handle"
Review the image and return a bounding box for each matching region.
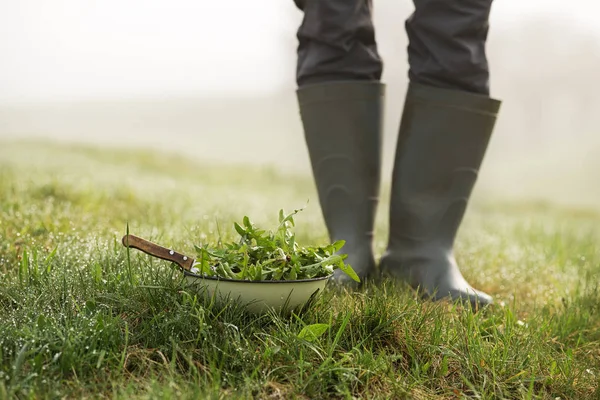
[122,234,195,271]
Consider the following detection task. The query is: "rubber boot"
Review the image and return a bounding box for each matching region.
[380,82,501,308]
[297,81,384,285]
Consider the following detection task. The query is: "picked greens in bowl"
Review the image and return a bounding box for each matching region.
[190,208,360,283]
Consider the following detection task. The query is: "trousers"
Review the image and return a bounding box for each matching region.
[294,0,494,95]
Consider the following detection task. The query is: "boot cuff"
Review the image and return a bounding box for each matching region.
[407,82,501,116]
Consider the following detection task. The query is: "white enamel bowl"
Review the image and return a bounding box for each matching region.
[182,270,330,313]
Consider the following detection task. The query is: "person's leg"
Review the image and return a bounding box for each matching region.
[380,0,501,307]
[405,0,493,95]
[294,0,383,86]
[294,0,385,284]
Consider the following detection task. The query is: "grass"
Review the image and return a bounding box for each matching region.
[0,140,599,399]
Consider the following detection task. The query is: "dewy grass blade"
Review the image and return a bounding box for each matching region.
[125,222,134,286]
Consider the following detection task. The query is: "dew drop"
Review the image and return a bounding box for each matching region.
[169,250,174,255]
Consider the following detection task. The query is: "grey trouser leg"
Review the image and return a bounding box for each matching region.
[406,0,494,95]
[294,0,494,94]
[294,0,383,87]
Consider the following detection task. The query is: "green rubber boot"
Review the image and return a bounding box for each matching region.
[380,82,501,308]
[297,81,384,285]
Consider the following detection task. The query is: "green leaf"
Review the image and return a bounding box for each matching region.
[287,266,297,280]
[338,262,360,283]
[254,265,262,281]
[234,222,246,236]
[277,207,302,230]
[298,323,330,342]
[243,216,252,229]
[331,240,346,252]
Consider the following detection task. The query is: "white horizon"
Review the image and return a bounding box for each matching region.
[0,0,598,103]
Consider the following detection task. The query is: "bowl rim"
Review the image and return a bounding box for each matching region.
[182,270,332,284]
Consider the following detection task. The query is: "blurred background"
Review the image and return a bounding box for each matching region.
[1,0,599,208]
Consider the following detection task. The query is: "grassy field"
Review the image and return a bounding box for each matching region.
[0,140,599,399]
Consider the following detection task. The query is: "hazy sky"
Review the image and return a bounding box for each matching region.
[1,0,598,103]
